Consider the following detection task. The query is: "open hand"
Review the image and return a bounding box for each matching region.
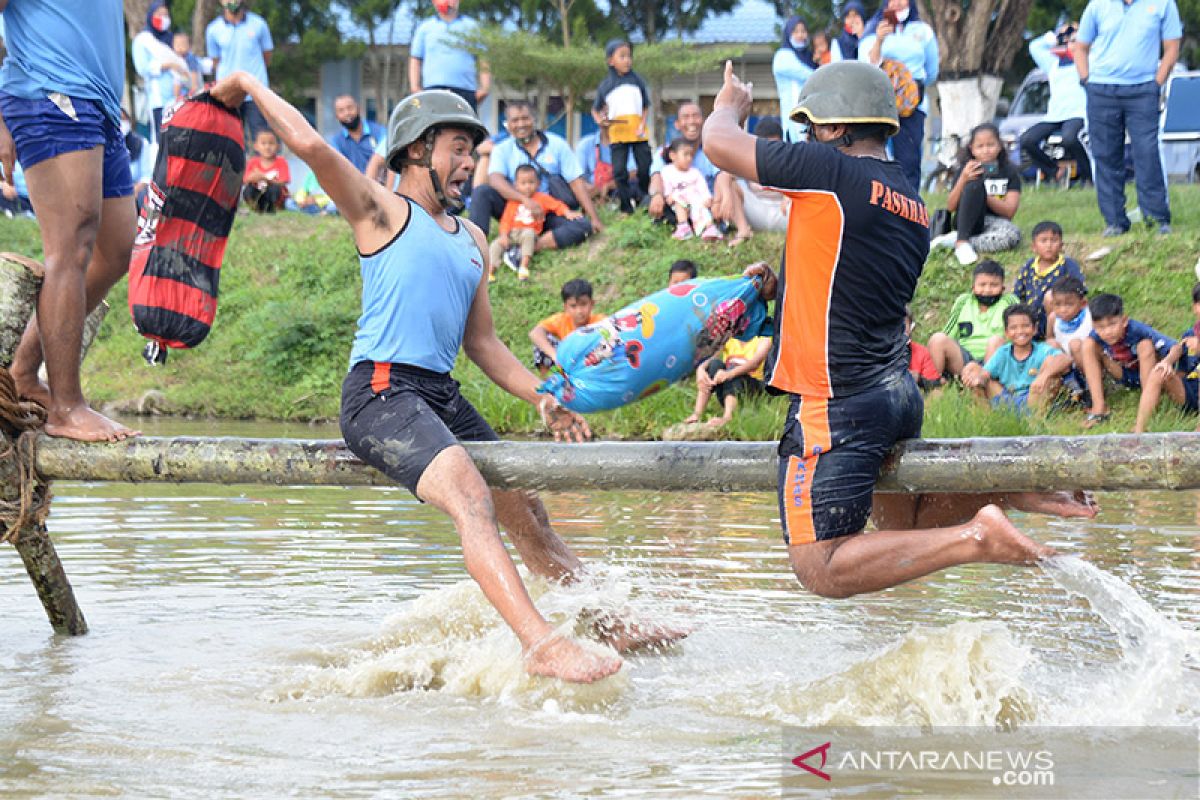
[539,396,592,442]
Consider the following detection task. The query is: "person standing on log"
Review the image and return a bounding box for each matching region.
[0,0,139,442]
[207,74,672,683]
[703,61,1098,599]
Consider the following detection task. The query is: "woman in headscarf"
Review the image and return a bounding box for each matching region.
[832,0,866,61]
[131,1,190,143]
[857,0,939,192]
[772,16,817,143]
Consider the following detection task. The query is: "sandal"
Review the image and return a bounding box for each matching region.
[1082,411,1110,429]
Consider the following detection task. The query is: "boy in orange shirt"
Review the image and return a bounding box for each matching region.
[489,164,581,281]
[530,278,606,375]
[243,129,290,213]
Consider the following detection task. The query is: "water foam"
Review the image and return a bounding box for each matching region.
[1040,555,1200,725]
[263,567,689,709]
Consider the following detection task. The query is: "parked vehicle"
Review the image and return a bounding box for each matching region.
[1162,71,1200,182]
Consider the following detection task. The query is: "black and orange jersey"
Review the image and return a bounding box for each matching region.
[756,138,930,399]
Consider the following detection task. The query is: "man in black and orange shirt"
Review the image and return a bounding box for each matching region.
[703,61,1097,598]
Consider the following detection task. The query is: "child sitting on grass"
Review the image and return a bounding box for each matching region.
[661,139,722,242]
[1133,283,1200,433]
[1013,220,1085,340]
[530,279,606,376]
[684,335,773,427]
[1078,292,1177,428]
[906,307,943,391]
[667,259,698,287]
[243,129,290,213]
[490,164,581,282]
[963,304,1071,412]
[926,260,1017,382]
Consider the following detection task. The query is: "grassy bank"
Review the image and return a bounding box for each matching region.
[1,183,1198,439]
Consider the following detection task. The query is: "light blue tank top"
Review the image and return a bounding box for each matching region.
[348,198,484,373]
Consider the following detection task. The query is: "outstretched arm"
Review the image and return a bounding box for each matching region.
[703,62,760,183]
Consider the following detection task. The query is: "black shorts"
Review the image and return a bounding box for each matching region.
[340,361,499,495]
[706,358,763,404]
[777,371,923,544]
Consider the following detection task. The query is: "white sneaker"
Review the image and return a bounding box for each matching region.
[1194,254,1200,282]
[954,241,978,266]
[930,232,956,249]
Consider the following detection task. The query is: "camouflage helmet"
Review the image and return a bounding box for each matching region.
[385,90,488,171]
[789,61,900,137]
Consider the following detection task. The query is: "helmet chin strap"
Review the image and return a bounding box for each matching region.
[417,127,464,213]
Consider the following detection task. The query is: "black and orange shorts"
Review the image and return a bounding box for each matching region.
[777,372,923,544]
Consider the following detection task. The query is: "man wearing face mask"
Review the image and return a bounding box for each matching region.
[703,61,1098,601]
[206,0,273,142]
[409,0,491,111]
[328,94,383,175]
[206,72,670,683]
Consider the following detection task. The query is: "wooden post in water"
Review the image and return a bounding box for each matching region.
[0,252,88,635]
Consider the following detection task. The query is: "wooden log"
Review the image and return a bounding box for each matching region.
[0,252,88,635]
[32,432,1200,493]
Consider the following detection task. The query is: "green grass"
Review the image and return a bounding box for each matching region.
[2,182,1198,438]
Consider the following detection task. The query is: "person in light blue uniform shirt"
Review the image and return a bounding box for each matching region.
[773,16,816,143]
[1076,0,1182,236]
[328,94,384,174]
[206,0,274,142]
[0,0,138,443]
[1020,24,1091,185]
[858,0,939,193]
[408,0,491,111]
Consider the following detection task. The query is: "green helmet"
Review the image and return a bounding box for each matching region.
[789,61,899,137]
[385,89,488,172]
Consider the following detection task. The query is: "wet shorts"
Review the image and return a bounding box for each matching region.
[0,92,133,199]
[340,361,499,496]
[777,371,923,544]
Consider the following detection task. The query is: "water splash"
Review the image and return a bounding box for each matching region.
[1040,555,1200,725]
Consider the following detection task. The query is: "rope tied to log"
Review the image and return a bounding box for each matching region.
[0,368,51,544]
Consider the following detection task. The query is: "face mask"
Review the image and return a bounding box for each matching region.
[223,2,244,13]
[974,293,1002,307]
[896,7,910,22]
[433,0,453,14]
[152,14,171,32]
[342,115,361,131]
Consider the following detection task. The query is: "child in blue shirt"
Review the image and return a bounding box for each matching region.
[1013,220,1085,339]
[1133,283,1200,432]
[1079,292,1176,427]
[964,304,1070,412]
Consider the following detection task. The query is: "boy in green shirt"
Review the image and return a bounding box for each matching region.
[927,260,1018,382]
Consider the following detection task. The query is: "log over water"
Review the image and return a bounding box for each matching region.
[33,432,1200,493]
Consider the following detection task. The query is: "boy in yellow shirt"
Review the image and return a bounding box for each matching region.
[685,336,773,427]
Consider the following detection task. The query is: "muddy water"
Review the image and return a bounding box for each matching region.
[1,422,1198,797]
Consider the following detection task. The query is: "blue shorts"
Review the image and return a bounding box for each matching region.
[1119,366,1141,389]
[777,371,923,544]
[1184,375,1199,413]
[0,92,133,199]
[991,388,1030,413]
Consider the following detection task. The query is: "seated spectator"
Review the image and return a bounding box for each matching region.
[243,129,290,213]
[530,279,606,376]
[575,126,637,202]
[1021,23,1090,186]
[661,139,722,242]
[931,123,1022,266]
[290,170,337,215]
[488,164,581,282]
[1078,292,1177,428]
[906,307,942,390]
[927,260,1017,382]
[667,259,698,286]
[1014,220,1085,340]
[963,304,1071,412]
[1134,283,1200,432]
[684,335,772,428]
[469,100,601,250]
[712,116,788,239]
[1047,276,1093,402]
[329,94,384,174]
[0,159,31,217]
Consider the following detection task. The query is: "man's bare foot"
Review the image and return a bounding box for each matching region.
[1006,490,1100,519]
[591,616,690,654]
[12,370,51,409]
[705,416,728,428]
[967,504,1056,564]
[45,404,140,443]
[524,633,622,683]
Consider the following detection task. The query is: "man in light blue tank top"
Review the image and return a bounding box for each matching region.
[206,71,681,684]
[0,0,139,443]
